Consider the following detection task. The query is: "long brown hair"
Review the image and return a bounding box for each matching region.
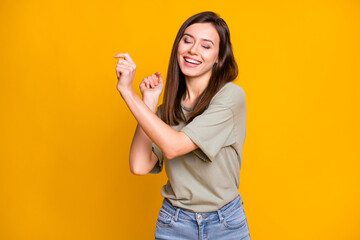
[162,11,238,125]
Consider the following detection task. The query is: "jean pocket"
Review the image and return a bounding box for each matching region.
[156,208,175,228]
[222,205,248,229]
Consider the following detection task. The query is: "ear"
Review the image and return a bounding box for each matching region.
[215,57,219,64]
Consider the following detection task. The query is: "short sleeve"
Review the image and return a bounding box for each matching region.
[149,105,165,174]
[150,142,164,174]
[181,105,235,162]
[180,84,244,162]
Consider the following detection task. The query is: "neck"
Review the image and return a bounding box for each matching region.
[183,71,212,107]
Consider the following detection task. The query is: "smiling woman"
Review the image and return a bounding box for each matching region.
[162,13,239,126]
[177,23,219,87]
[114,11,250,240]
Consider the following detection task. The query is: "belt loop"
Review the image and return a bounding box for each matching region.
[174,208,180,222]
[217,210,224,223]
[239,193,244,206]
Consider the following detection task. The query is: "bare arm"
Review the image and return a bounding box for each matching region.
[129,95,159,175]
[129,125,159,175]
[114,53,197,164]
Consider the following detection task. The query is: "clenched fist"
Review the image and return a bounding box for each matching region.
[139,72,164,103]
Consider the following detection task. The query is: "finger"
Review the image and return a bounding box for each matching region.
[158,74,164,84]
[116,61,136,73]
[116,65,130,72]
[115,69,120,79]
[116,63,135,76]
[114,55,124,59]
[151,74,156,80]
[117,58,134,68]
[154,74,161,85]
[155,72,162,83]
[151,74,158,85]
[114,53,135,64]
[139,81,146,88]
[116,66,130,76]
[147,76,152,88]
[155,73,160,84]
[150,76,157,88]
[146,77,154,88]
[144,79,150,88]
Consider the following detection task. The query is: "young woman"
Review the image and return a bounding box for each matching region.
[114,11,250,240]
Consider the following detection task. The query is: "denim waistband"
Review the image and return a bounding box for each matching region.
[161,194,244,223]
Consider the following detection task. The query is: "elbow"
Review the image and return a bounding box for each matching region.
[164,149,178,160]
[163,132,192,159]
[165,153,175,160]
[130,166,148,176]
[163,142,184,159]
[129,157,149,176]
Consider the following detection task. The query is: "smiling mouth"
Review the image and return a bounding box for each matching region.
[184,57,202,65]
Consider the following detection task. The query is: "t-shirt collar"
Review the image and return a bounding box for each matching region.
[181,98,194,112]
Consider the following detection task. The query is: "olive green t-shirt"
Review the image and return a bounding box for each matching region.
[151,82,247,213]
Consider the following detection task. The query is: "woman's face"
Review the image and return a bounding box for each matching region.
[177,22,220,80]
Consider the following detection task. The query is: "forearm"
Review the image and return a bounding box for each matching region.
[119,88,192,159]
[114,53,195,159]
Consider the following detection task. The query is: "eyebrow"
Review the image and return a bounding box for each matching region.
[183,33,215,46]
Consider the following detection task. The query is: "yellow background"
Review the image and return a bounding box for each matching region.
[0,0,359,239]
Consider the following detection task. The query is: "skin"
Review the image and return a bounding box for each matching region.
[114,23,220,175]
[177,23,220,107]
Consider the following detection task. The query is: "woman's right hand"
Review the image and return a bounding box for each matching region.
[139,72,164,103]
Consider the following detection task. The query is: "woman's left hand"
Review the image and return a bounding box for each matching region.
[139,72,164,102]
[114,53,136,92]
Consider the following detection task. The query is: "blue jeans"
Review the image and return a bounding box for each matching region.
[154,194,251,240]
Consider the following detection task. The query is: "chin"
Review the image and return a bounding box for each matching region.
[179,66,199,76]
[181,70,199,78]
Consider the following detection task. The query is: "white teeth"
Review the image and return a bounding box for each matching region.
[184,57,201,65]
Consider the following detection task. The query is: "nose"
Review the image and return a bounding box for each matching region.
[189,43,200,55]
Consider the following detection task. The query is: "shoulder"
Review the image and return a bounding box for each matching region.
[210,82,246,109]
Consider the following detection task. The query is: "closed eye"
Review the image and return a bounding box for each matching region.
[183,37,210,49]
[184,39,192,44]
